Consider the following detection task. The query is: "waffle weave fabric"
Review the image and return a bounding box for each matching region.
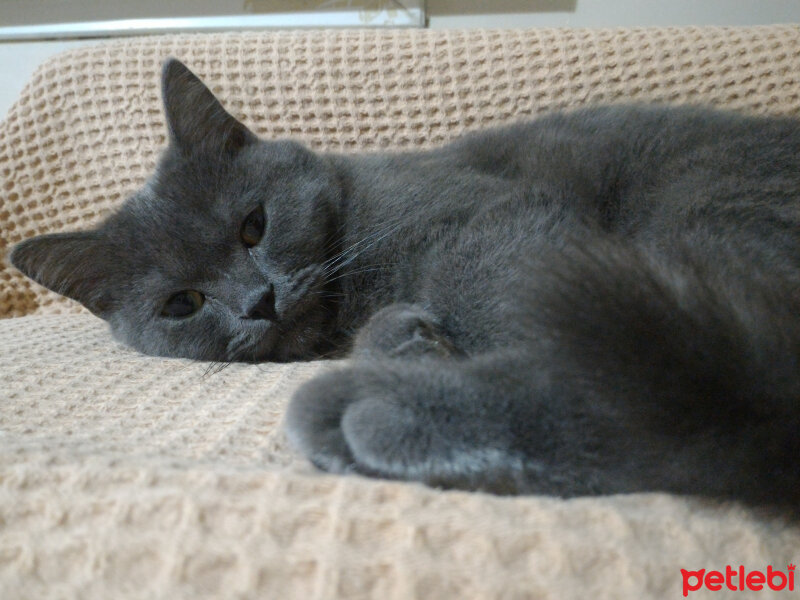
[3,26,800,316]
[2,315,798,600]
[1,27,800,599]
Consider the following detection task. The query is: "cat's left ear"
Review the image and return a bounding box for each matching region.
[161,58,257,155]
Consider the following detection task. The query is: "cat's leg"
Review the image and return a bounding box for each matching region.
[290,302,467,476]
[285,349,594,495]
[350,303,463,359]
[286,234,800,504]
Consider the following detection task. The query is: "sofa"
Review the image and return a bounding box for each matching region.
[1,26,798,599]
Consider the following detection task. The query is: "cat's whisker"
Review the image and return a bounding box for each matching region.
[324,261,393,275]
[322,244,399,280]
[321,219,405,274]
[321,224,393,266]
[324,265,392,285]
[202,360,232,378]
[316,293,347,300]
[330,222,403,267]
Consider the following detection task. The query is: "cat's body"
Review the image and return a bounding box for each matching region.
[325,105,800,349]
[10,60,800,507]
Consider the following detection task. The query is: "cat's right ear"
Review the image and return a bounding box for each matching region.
[9,232,119,317]
[161,58,257,155]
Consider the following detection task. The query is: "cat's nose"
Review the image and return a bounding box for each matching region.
[243,285,277,321]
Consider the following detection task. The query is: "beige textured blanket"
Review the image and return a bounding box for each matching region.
[1,27,799,599]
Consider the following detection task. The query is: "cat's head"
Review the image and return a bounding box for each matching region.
[10,59,342,362]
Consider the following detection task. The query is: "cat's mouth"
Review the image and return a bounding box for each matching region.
[228,310,326,362]
[227,264,334,362]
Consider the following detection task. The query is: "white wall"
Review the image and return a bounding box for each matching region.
[427,0,800,29]
[2,0,800,118]
[0,40,99,119]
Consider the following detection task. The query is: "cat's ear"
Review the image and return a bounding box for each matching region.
[9,231,120,317]
[161,58,257,155]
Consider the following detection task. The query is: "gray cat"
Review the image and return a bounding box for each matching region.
[10,59,800,508]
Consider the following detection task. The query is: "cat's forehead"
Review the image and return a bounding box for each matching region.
[123,184,221,230]
[105,185,233,273]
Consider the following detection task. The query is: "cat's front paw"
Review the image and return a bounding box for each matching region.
[283,369,359,474]
[284,366,399,477]
[285,363,452,482]
[284,360,527,493]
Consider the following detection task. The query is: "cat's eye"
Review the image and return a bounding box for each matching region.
[240,205,266,248]
[161,290,204,318]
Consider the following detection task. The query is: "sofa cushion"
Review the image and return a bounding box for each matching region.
[3,27,800,598]
[4,26,800,317]
[1,314,798,598]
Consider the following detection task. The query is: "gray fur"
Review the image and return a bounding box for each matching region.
[10,60,800,507]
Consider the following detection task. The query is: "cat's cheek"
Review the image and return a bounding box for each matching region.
[110,309,231,361]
